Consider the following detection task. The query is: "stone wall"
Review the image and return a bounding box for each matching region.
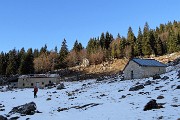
[123,61,166,80]
[18,77,60,88]
[123,61,143,80]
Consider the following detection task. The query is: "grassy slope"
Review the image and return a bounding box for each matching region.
[70,52,180,76]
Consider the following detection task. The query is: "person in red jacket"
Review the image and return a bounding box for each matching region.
[34,86,38,98]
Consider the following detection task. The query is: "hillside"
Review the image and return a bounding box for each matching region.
[70,52,180,76]
[0,59,180,120]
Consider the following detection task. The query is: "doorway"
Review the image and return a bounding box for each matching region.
[131,70,134,79]
[36,82,39,88]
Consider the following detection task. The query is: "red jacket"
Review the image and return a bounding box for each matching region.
[34,87,38,93]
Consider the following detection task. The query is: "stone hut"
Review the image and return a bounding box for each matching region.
[123,58,166,80]
[18,74,60,88]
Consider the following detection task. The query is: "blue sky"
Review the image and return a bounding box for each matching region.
[0,0,180,53]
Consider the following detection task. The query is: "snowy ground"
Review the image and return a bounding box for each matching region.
[1,66,180,120]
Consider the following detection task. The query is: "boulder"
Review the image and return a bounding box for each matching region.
[46,98,51,101]
[158,116,163,119]
[157,95,164,99]
[57,83,65,90]
[172,57,180,66]
[118,90,124,92]
[143,99,163,111]
[153,74,161,80]
[9,102,36,115]
[129,85,144,91]
[96,77,105,81]
[136,82,140,85]
[9,116,20,120]
[144,80,152,86]
[177,71,180,78]
[162,76,169,80]
[0,115,7,120]
[121,95,126,99]
[176,85,180,89]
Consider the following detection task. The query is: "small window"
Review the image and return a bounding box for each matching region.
[31,83,34,86]
[42,82,44,85]
[23,83,25,86]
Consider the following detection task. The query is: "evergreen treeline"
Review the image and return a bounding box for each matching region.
[1,20,180,75]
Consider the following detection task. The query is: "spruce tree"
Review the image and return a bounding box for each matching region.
[100,32,105,49]
[167,30,177,53]
[54,46,58,53]
[134,27,143,56]
[127,27,135,58]
[154,31,164,56]
[156,37,164,56]
[149,30,156,55]
[119,37,126,58]
[73,40,83,52]
[40,44,48,55]
[0,52,6,75]
[105,31,113,50]
[26,48,34,74]
[59,39,69,68]
[142,22,152,56]
[6,49,18,75]
[19,48,34,74]
[177,34,180,51]
[87,38,100,54]
[33,49,39,58]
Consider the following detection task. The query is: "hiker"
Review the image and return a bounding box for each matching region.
[34,86,38,98]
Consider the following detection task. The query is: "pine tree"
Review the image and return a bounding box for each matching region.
[159,24,165,34]
[142,22,152,56]
[105,32,113,50]
[100,33,105,49]
[167,30,178,53]
[166,21,173,32]
[177,34,180,51]
[18,52,27,74]
[73,40,79,51]
[40,44,48,55]
[154,31,164,56]
[54,46,58,53]
[19,48,34,74]
[17,48,25,70]
[0,52,7,75]
[134,27,143,56]
[117,33,121,38]
[127,27,135,58]
[26,48,34,74]
[156,37,164,56]
[33,49,39,58]
[149,30,156,55]
[59,39,69,68]
[73,40,83,52]
[119,37,126,58]
[110,39,119,59]
[86,38,100,54]
[6,49,18,75]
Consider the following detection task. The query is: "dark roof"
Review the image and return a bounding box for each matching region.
[132,58,167,67]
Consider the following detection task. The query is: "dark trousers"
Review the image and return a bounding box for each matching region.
[34,92,37,98]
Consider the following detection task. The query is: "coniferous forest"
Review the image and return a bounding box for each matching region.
[1,20,180,76]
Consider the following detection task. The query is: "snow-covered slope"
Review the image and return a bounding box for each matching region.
[0,66,180,120]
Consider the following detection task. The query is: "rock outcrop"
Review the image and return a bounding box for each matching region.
[129,85,144,91]
[9,102,37,116]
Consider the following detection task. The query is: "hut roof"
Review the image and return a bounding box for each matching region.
[132,58,167,67]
